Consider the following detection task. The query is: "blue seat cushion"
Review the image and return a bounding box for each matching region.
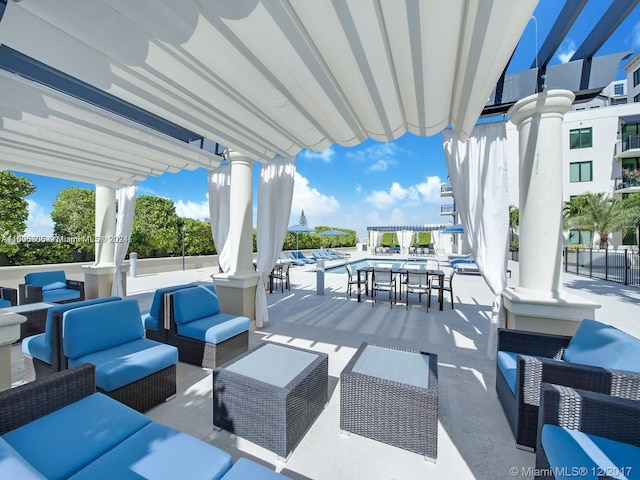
[68,423,233,480]
[142,311,157,332]
[542,424,640,480]
[563,319,640,372]
[177,314,250,344]
[25,270,66,287]
[2,393,151,480]
[221,458,289,479]
[63,300,144,359]
[172,286,221,324]
[43,288,81,303]
[68,338,178,392]
[497,351,519,394]
[0,298,12,308]
[0,437,46,479]
[42,281,67,291]
[21,334,51,364]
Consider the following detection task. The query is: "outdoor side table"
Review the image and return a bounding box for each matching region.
[340,342,438,462]
[3,302,54,341]
[213,342,328,460]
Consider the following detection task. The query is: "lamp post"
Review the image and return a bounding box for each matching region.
[181,226,186,271]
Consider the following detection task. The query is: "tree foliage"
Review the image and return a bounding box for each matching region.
[620,193,640,248]
[129,195,180,258]
[563,192,623,249]
[51,187,96,258]
[0,171,35,256]
[182,218,216,255]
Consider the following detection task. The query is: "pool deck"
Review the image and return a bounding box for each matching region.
[10,251,640,480]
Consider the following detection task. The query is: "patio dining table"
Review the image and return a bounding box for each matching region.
[356,267,445,310]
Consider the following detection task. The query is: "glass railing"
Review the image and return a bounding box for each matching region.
[615,175,640,190]
[440,204,455,214]
[619,134,640,153]
[440,184,453,193]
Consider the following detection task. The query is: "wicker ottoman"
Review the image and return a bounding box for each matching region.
[213,342,328,460]
[340,342,438,461]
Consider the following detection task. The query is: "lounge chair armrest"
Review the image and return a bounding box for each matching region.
[0,287,18,306]
[18,283,43,304]
[498,328,571,359]
[66,279,85,300]
[0,364,95,434]
[538,383,640,447]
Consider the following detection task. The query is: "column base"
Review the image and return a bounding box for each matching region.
[502,287,601,336]
[212,273,259,331]
[82,264,129,299]
[0,312,27,391]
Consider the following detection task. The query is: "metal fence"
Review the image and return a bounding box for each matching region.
[563,248,640,287]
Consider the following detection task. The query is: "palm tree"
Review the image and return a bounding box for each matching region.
[563,193,623,249]
[620,193,640,249]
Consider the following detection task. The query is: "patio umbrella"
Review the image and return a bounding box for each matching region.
[288,224,314,251]
[321,229,345,248]
[441,224,464,234]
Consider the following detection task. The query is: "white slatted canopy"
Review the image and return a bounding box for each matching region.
[0,0,537,166]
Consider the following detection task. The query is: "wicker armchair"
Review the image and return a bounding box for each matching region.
[496,327,640,451]
[19,270,85,304]
[0,286,17,308]
[535,383,640,479]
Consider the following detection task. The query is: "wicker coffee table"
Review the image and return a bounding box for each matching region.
[340,342,438,461]
[3,302,54,341]
[213,342,328,460]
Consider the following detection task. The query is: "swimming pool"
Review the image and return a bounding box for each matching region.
[326,258,434,274]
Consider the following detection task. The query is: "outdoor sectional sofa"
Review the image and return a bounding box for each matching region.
[19,270,85,304]
[142,282,199,343]
[168,285,249,369]
[496,319,640,450]
[0,364,290,479]
[21,296,121,381]
[61,299,179,412]
[0,286,17,308]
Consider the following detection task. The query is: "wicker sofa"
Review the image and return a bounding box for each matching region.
[61,299,178,412]
[496,319,640,450]
[168,285,249,369]
[0,364,290,479]
[0,286,17,308]
[535,383,640,480]
[142,283,199,343]
[21,296,121,382]
[19,270,85,304]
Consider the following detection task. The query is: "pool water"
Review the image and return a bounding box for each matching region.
[326,259,433,274]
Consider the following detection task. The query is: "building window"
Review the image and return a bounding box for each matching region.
[569,229,592,246]
[635,68,640,87]
[614,83,624,95]
[569,127,592,149]
[635,93,640,103]
[569,161,592,182]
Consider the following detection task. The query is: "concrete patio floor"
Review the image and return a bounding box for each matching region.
[10,251,640,480]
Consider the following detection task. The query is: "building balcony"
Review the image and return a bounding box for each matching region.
[614,134,640,159]
[440,184,453,197]
[614,175,640,194]
[441,204,456,216]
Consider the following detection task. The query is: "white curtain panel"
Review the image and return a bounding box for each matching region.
[443,122,509,359]
[255,156,296,328]
[208,164,231,273]
[111,184,137,297]
[397,230,413,255]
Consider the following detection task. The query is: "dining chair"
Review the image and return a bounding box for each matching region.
[371,268,396,308]
[405,271,429,311]
[429,269,455,309]
[345,264,367,298]
[271,262,291,293]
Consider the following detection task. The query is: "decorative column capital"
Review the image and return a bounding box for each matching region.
[507,89,575,127]
[225,150,257,166]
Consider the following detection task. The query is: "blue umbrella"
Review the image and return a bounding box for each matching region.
[288,224,314,251]
[442,224,464,234]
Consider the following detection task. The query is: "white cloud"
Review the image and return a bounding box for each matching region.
[25,199,54,236]
[175,195,209,220]
[355,183,362,193]
[290,172,339,224]
[365,176,443,210]
[627,22,640,50]
[346,143,399,172]
[557,40,576,64]
[300,147,335,163]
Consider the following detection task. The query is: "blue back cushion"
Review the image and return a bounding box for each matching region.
[149,283,201,320]
[563,319,640,372]
[172,286,221,324]
[44,297,121,348]
[25,270,67,287]
[63,300,143,359]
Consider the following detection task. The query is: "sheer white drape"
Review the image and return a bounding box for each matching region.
[443,122,509,359]
[397,230,413,255]
[208,164,231,273]
[111,184,136,297]
[255,156,296,328]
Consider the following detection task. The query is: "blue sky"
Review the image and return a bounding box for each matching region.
[15,1,640,238]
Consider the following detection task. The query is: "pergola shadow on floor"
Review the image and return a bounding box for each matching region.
[10,251,640,479]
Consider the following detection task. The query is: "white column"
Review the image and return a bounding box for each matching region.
[227,151,256,276]
[502,90,600,335]
[82,186,117,298]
